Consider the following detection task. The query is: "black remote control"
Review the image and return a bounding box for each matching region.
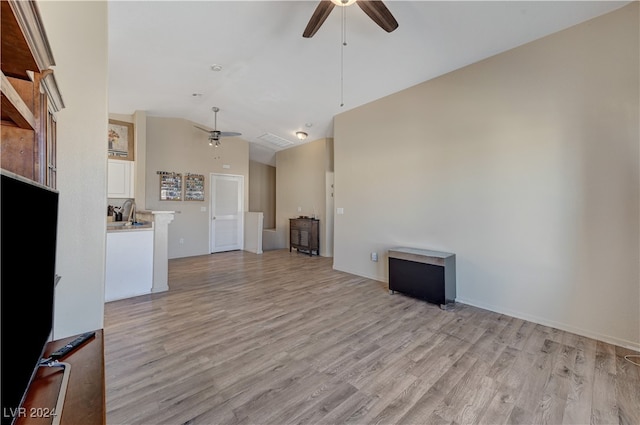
[48,331,96,360]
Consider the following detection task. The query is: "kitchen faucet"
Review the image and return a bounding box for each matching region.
[122,199,136,223]
[130,202,137,223]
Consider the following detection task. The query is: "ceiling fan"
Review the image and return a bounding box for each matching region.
[303,0,398,38]
[194,107,241,147]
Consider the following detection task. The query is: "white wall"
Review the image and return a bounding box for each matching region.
[333,4,639,350]
[38,0,109,339]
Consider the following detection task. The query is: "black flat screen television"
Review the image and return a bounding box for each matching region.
[1,170,59,425]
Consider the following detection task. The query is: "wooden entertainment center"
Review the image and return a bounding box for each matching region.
[15,331,106,425]
[1,0,64,188]
[2,1,106,424]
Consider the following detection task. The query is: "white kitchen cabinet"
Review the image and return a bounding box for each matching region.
[108,159,134,198]
[105,229,153,301]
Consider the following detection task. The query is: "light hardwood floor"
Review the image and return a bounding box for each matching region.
[104,250,640,425]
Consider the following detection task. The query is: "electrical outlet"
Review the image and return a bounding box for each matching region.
[297,206,302,212]
[179,238,184,244]
[371,252,378,262]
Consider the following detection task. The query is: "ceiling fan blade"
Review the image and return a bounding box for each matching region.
[303,0,336,38]
[356,0,398,33]
[194,125,212,134]
[218,131,242,137]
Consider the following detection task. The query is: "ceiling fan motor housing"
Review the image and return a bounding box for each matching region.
[194,106,241,146]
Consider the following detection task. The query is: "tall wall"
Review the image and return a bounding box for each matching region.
[249,160,276,229]
[276,138,334,256]
[108,111,148,211]
[38,1,109,339]
[333,4,639,349]
[144,117,249,259]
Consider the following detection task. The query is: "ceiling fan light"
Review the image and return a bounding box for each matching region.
[331,0,356,6]
[209,140,213,146]
[296,131,308,140]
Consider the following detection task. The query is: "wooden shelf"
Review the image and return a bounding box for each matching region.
[1,0,63,187]
[1,0,55,78]
[1,71,36,129]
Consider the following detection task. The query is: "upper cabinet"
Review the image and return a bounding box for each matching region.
[1,0,64,188]
[107,159,134,199]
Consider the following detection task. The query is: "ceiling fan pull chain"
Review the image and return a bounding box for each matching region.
[342,2,347,46]
[340,5,347,107]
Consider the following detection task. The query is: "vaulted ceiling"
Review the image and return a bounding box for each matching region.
[108,1,630,165]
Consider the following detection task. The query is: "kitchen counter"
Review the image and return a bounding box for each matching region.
[105,210,175,300]
[105,228,153,301]
[107,221,152,232]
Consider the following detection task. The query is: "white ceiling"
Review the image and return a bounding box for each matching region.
[108,0,630,165]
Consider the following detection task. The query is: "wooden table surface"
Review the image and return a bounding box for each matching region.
[15,329,105,425]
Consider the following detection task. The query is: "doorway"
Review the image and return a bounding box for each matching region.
[210,174,244,253]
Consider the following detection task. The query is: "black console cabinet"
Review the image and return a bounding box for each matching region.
[388,247,456,308]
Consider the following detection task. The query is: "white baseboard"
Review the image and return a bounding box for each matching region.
[329,265,640,352]
[456,296,640,352]
[332,264,385,283]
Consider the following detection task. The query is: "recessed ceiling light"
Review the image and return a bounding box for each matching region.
[211,64,223,72]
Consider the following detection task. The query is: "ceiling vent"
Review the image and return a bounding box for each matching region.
[257,133,294,148]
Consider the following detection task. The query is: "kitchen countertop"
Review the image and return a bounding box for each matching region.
[107,221,153,232]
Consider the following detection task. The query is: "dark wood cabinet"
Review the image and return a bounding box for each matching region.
[289,218,319,256]
[1,0,64,189]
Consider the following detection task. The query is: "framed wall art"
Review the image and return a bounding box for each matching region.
[158,171,182,201]
[108,119,135,161]
[184,173,205,201]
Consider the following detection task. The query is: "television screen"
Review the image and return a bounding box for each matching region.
[1,171,59,425]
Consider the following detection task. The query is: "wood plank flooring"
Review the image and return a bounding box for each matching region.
[104,250,640,425]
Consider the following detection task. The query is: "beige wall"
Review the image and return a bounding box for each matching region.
[108,111,148,210]
[38,1,109,339]
[145,117,249,259]
[249,160,276,229]
[333,4,639,350]
[276,138,333,256]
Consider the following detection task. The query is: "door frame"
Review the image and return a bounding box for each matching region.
[209,173,245,253]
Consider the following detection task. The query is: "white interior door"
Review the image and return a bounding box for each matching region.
[210,174,244,253]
